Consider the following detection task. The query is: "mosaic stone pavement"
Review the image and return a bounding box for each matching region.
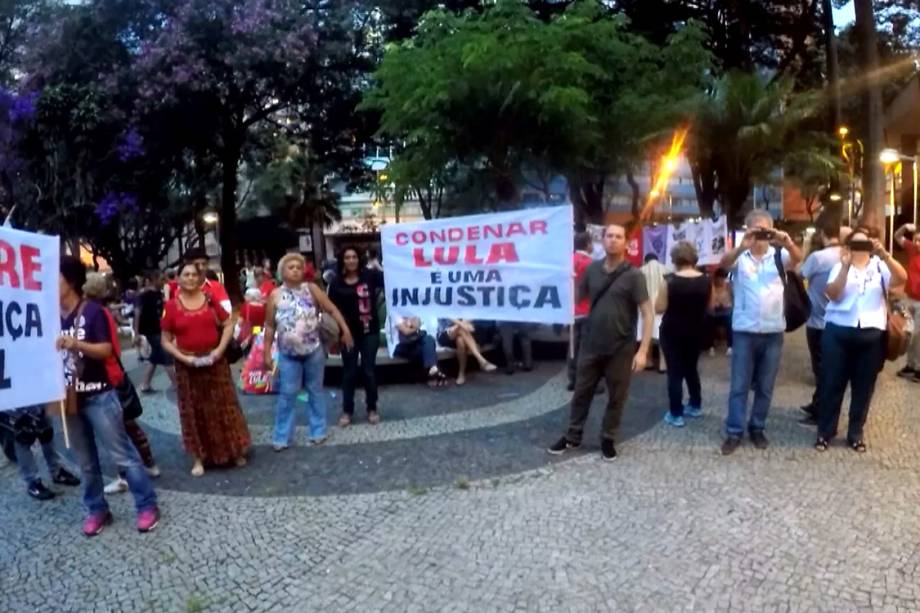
[1,332,918,612]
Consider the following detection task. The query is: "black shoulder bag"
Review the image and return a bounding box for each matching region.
[773,249,810,332]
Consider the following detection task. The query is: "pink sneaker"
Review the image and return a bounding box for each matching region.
[82,511,113,537]
[136,507,160,533]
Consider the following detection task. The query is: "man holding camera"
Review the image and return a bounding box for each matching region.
[894,223,920,382]
[719,210,802,455]
[0,406,80,500]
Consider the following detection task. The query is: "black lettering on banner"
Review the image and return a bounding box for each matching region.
[390,284,561,310]
[0,300,43,340]
[0,349,9,389]
[430,272,442,284]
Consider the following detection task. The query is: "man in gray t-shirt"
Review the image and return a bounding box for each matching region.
[547,224,653,461]
[798,221,842,422]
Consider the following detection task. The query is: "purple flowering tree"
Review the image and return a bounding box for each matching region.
[135,0,318,299]
[0,89,37,220]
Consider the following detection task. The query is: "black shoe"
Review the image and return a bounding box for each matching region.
[566,381,575,391]
[798,414,819,427]
[547,436,580,456]
[897,366,917,380]
[505,367,515,376]
[522,364,534,372]
[799,404,816,416]
[52,467,81,487]
[27,480,55,501]
[600,439,617,461]
[721,436,742,456]
[750,430,769,450]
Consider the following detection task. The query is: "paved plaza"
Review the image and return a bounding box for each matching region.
[1,332,919,612]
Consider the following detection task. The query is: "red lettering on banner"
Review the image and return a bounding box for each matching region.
[468,226,480,240]
[487,243,519,264]
[434,246,460,265]
[21,245,42,291]
[464,245,483,265]
[396,233,409,246]
[448,228,463,241]
[0,240,21,288]
[413,248,432,267]
[483,225,502,239]
[506,222,525,237]
[412,231,427,244]
[529,220,548,235]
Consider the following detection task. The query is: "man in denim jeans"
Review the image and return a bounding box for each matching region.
[58,256,160,536]
[719,210,801,455]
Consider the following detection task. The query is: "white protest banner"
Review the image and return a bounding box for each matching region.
[0,227,64,411]
[381,206,574,326]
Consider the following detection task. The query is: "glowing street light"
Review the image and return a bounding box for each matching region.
[829,192,842,202]
[202,210,219,226]
[879,148,901,165]
[837,126,849,139]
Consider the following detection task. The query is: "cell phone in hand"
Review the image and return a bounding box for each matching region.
[849,240,873,252]
[753,229,775,241]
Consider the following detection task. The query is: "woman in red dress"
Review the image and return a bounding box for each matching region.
[160,263,251,476]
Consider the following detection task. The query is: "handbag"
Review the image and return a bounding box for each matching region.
[114,358,144,420]
[774,249,811,332]
[880,261,913,362]
[205,296,245,364]
[318,312,340,350]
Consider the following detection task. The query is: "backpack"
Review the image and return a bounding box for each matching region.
[774,249,811,332]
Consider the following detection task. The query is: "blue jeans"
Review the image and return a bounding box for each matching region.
[725,332,784,437]
[66,390,157,515]
[17,439,64,486]
[274,349,327,446]
[817,323,885,442]
[341,333,380,415]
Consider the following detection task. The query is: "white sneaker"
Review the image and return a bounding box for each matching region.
[726,348,732,356]
[103,477,128,495]
[146,465,161,479]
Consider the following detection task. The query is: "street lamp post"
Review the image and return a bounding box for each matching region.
[879,147,918,252]
[202,209,220,262]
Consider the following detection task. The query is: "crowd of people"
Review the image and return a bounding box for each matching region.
[1,215,916,537]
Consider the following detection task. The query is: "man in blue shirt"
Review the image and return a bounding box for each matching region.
[798,220,842,425]
[719,210,802,455]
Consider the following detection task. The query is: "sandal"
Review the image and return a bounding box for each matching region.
[427,369,449,388]
[338,414,352,428]
[814,438,829,452]
[368,411,380,425]
[848,439,867,453]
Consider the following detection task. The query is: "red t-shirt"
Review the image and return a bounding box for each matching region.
[905,242,920,301]
[258,279,276,298]
[167,279,232,311]
[573,251,593,318]
[161,297,229,354]
[240,302,266,328]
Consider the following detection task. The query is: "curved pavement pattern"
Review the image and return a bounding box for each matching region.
[116,358,663,496]
[1,332,918,612]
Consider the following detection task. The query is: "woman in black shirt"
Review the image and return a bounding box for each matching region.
[328,246,384,427]
[656,241,711,428]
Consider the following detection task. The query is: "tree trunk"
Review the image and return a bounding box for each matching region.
[220,137,243,304]
[689,162,717,219]
[822,0,842,131]
[567,173,605,226]
[625,170,641,221]
[854,0,886,236]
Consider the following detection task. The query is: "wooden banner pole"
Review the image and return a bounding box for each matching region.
[59,400,71,449]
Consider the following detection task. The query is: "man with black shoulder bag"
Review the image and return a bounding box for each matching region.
[547,224,654,461]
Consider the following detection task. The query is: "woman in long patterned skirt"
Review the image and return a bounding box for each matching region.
[161,262,250,476]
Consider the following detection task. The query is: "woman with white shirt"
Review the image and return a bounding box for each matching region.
[815,228,907,452]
